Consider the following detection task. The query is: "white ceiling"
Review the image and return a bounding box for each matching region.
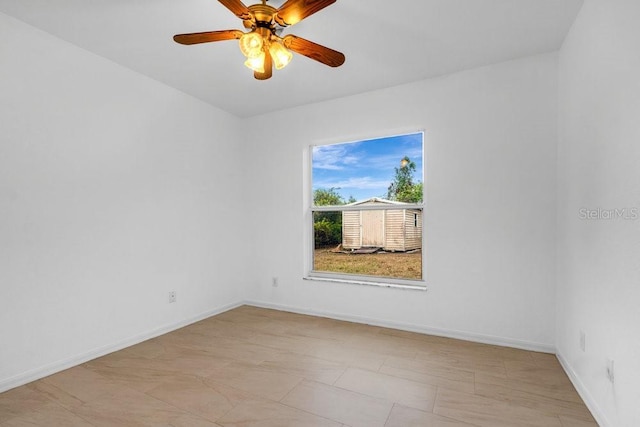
[0,0,583,118]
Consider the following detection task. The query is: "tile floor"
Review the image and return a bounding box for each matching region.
[0,305,598,426]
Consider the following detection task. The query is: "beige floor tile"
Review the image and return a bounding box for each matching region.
[415,348,509,378]
[154,332,287,368]
[474,380,596,421]
[384,404,476,427]
[334,368,437,411]
[1,402,94,427]
[375,327,468,347]
[0,387,56,423]
[258,352,347,385]
[122,338,177,359]
[342,333,420,359]
[383,356,475,383]
[213,311,294,336]
[246,332,338,361]
[146,375,257,422]
[205,361,303,402]
[217,399,341,427]
[488,345,538,362]
[166,413,223,427]
[40,366,125,405]
[379,365,475,394]
[151,346,233,377]
[530,352,563,369]
[68,387,193,427]
[558,414,600,427]
[281,380,393,427]
[227,306,322,329]
[434,388,563,427]
[26,380,85,411]
[504,360,573,387]
[300,343,386,372]
[83,352,202,393]
[183,318,260,342]
[475,371,583,404]
[286,322,360,343]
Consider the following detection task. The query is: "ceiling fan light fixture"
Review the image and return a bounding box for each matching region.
[239,31,263,58]
[174,0,345,80]
[244,50,266,73]
[269,40,293,70]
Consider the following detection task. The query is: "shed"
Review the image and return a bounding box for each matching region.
[342,198,422,252]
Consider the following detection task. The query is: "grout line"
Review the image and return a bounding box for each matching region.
[331,366,349,386]
[383,402,397,426]
[433,386,442,413]
[277,376,305,403]
[25,382,100,427]
[278,397,349,426]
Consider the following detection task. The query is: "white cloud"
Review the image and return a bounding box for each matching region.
[314,176,390,190]
[312,144,360,170]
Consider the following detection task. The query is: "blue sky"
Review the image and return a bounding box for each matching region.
[312,132,423,202]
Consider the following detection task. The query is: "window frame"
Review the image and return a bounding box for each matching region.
[303,130,427,290]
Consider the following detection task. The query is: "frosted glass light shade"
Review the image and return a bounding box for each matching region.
[269,41,293,70]
[244,51,266,73]
[239,32,263,58]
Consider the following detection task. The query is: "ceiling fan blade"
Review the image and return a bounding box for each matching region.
[283,34,345,67]
[274,0,336,26]
[173,30,243,45]
[254,50,273,80]
[218,0,252,20]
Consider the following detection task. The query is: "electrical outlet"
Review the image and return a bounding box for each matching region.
[606,359,615,383]
[169,291,177,303]
[579,330,586,352]
[272,277,279,287]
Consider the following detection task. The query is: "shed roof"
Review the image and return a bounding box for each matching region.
[345,197,412,207]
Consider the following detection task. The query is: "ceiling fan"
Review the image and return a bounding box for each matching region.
[173,0,345,80]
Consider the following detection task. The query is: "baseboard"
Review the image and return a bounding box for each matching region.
[0,300,243,394]
[557,351,609,427]
[245,300,555,354]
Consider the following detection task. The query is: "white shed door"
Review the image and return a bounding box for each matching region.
[361,210,385,247]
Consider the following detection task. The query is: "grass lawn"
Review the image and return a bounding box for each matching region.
[313,249,422,280]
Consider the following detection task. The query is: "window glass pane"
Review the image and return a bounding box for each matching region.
[312,133,423,205]
[313,210,422,280]
[310,132,424,283]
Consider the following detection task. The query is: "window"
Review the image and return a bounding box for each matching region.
[306,132,425,288]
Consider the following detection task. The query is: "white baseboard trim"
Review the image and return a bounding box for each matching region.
[244,300,555,354]
[557,351,609,427]
[0,300,243,394]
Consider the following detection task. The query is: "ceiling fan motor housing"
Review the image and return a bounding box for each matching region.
[248,3,277,28]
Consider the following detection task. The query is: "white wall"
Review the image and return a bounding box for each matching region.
[0,13,245,391]
[7,5,638,424]
[243,53,559,350]
[557,1,640,426]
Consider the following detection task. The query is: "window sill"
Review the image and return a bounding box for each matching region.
[303,275,427,291]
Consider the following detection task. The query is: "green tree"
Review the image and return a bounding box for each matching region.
[387,156,423,203]
[314,188,345,206]
[313,188,346,248]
